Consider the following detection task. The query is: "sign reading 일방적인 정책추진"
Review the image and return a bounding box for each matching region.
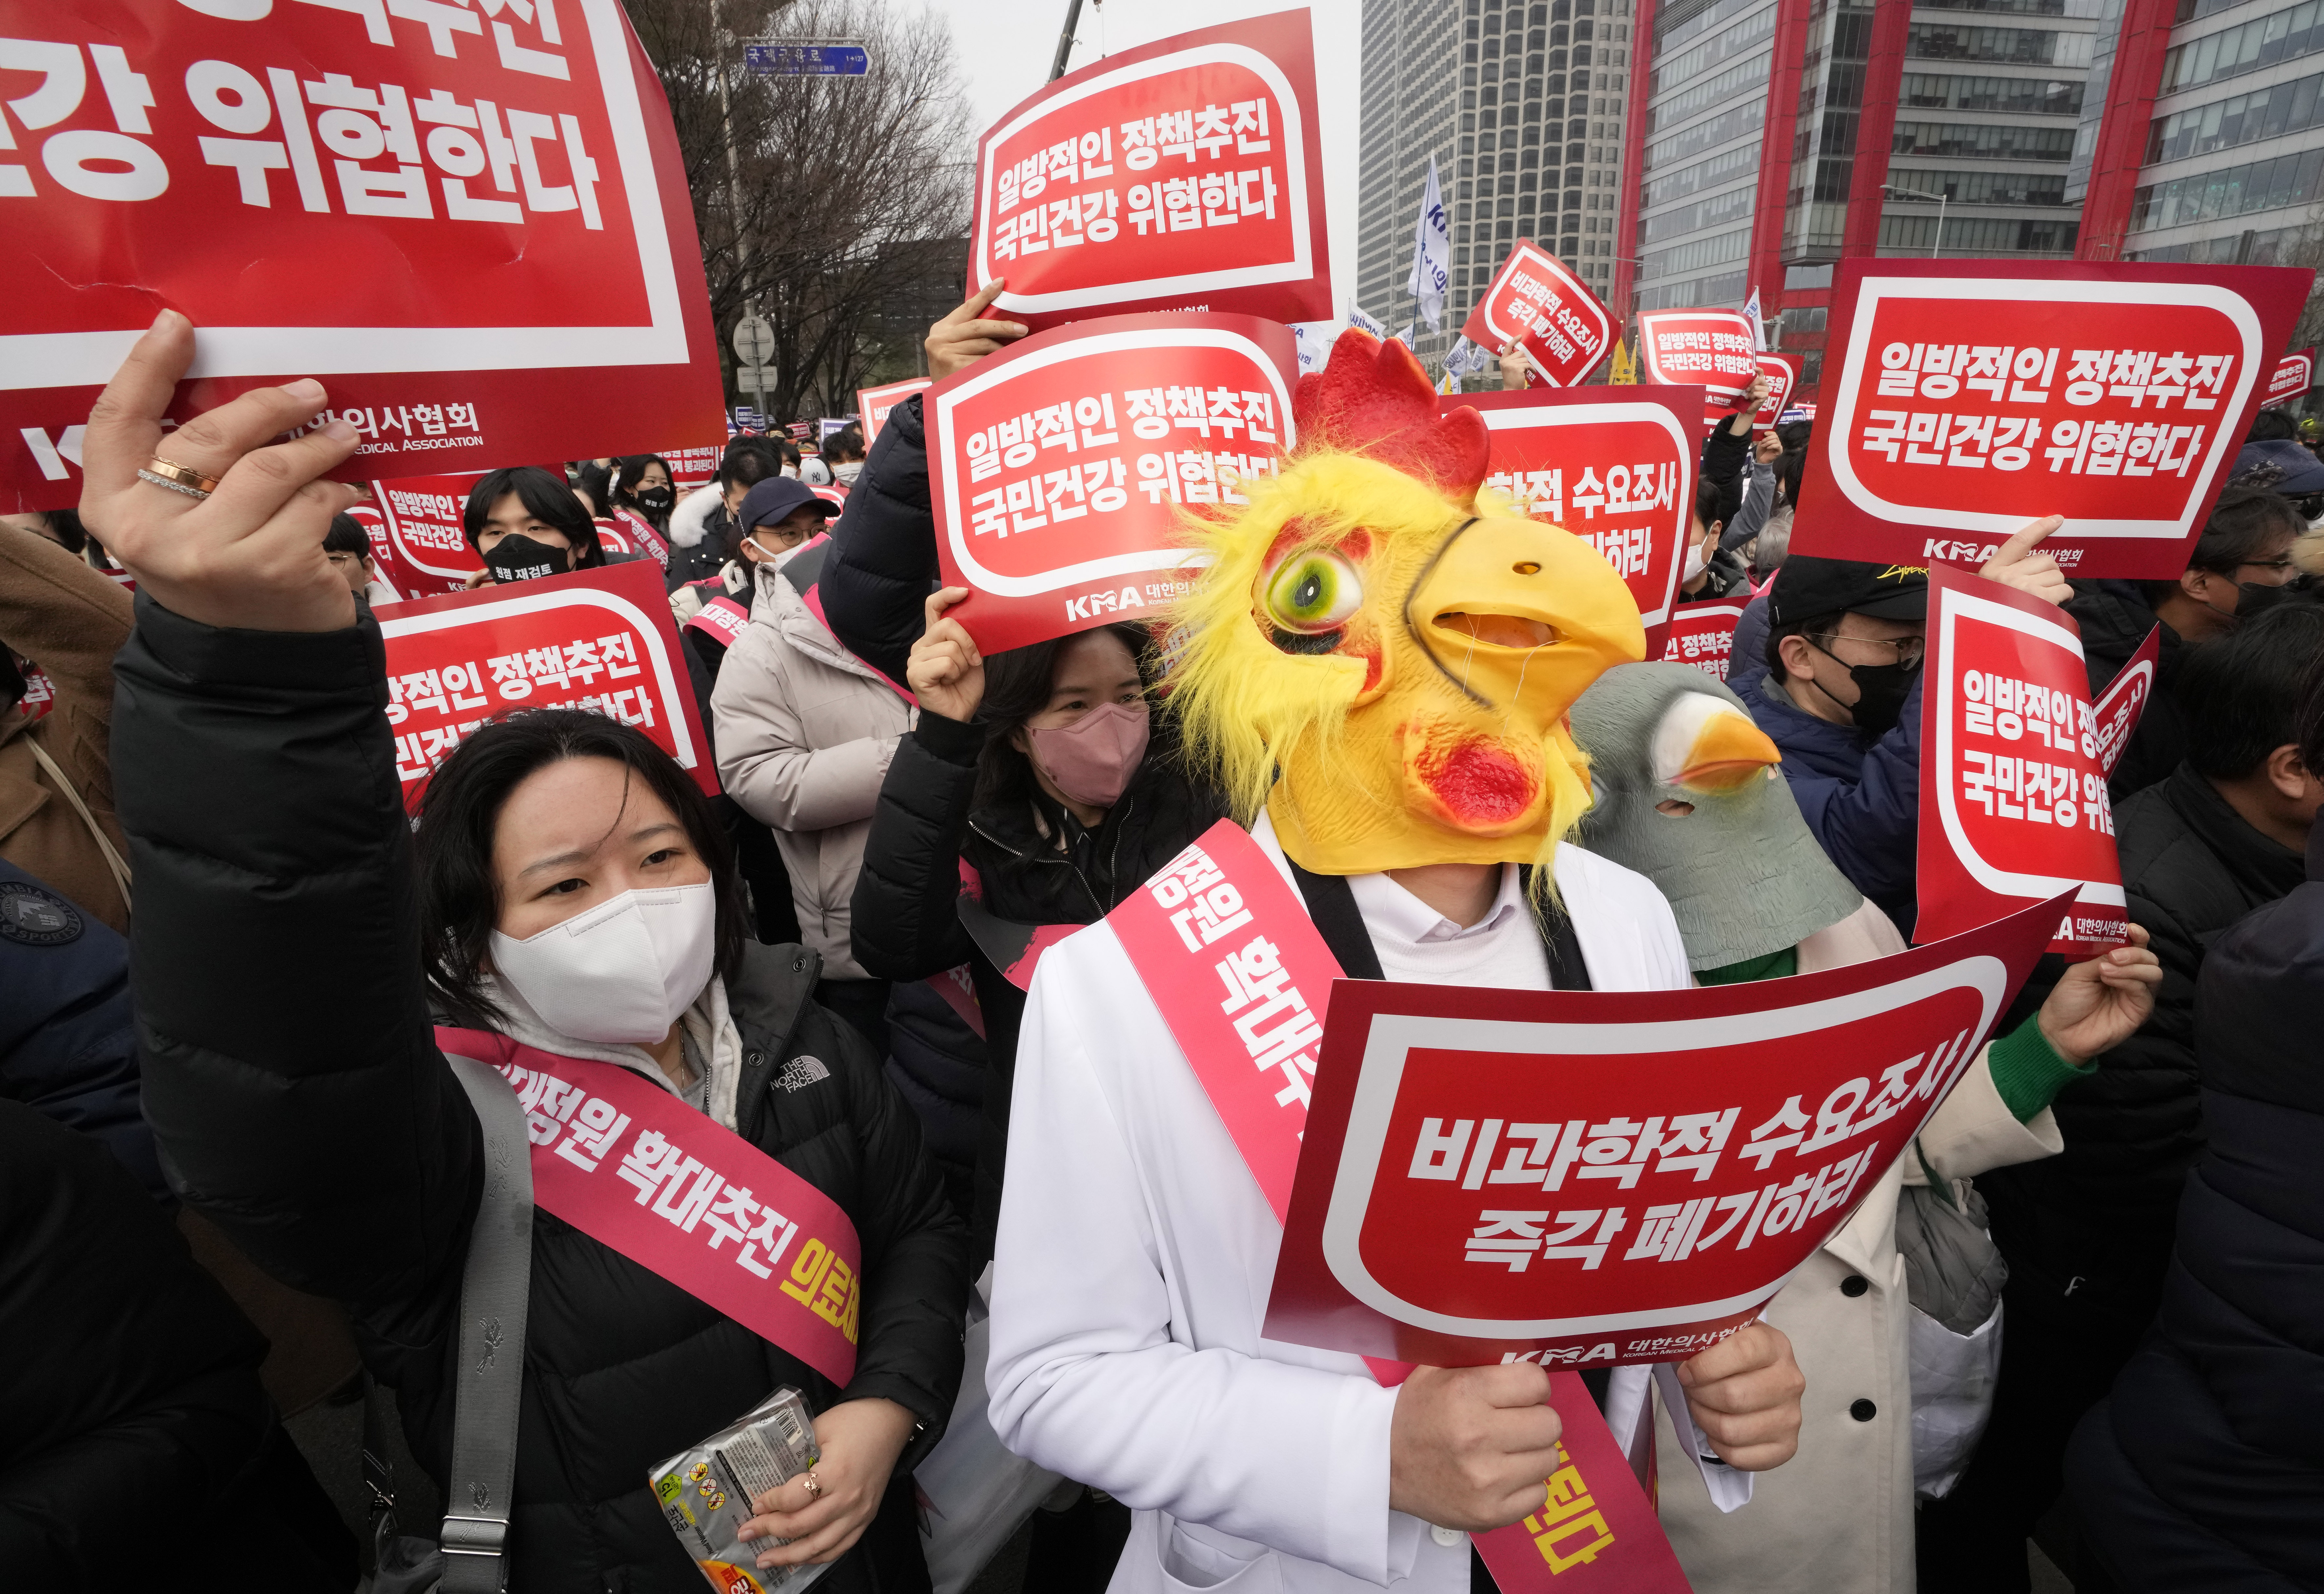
[1788,260,2312,580]
[1261,888,2064,1369]
[1446,386,1701,655]
[0,0,728,513]
[1635,309,1759,408]
[966,10,1331,332]
[1916,561,2128,956]
[925,312,1299,654]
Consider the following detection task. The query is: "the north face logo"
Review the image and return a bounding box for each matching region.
[775,1055,831,1092]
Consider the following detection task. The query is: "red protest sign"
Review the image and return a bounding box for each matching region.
[1790,260,2312,581]
[966,11,1329,332]
[363,472,486,598]
[375,560,713,810]
[12,659,54,724]
[662,444,722,492]
[1636,309,1757,407]
[1748,353,1795,431]
[1448,387,1699,655]
[1262,890,2063,1368]
[1461,240,1613,389]
[2091,624,2162,780]
[1659,599,1749,681]
[1918,563,2126,955]
[2,0,725,512]
[2263,346,2316,409]
[928,312,1297,652]
[858,377,932,446]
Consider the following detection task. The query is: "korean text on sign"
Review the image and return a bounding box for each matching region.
[1146,840,1322,1113]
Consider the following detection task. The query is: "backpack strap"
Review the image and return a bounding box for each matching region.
[438,1055,536,1591]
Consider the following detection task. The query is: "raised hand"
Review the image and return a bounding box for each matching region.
[79,310,362,634]
[2037,923,2163,1064]
[926,280,1030,380]
[1978,515,2074,608]
[1498,340,1531,391]
[906,586,986,723]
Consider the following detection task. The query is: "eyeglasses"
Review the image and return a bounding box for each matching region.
[1808,632,1926,669]
[2237,557,2297,573]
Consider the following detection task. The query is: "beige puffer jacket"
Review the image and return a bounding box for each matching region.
[710,562,912,979]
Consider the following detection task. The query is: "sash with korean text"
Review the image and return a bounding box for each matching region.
[1105,822,1691,1592]
[435,1028,861,1388]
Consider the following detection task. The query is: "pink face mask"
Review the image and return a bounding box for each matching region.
[1028,700,1151,809]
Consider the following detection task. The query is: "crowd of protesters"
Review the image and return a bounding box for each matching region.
[0,288,2315,1594]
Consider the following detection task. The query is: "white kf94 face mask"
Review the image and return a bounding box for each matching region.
[489,883,717,1045]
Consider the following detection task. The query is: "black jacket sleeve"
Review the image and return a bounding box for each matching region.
[849,710,982,982]
[1700,413,1751,512]
[822,395,935,687]
[110,596,479,1328]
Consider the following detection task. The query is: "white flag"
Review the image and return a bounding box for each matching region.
[1406,155,1451,332]
[1346,303,1389,340]
[1743,287,1767,353]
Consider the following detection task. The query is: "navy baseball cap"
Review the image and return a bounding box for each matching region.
[737,476,837,531]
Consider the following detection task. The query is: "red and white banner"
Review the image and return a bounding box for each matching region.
[1917,563,2126,955]
[2263,346,2316,409]
[1448,387,1699,655]
[857,377,932,445]
[1660,599,1749,681]
[2,0,726,512]
[1460,240,1613,389]
[11,658,54,723]
[352,471,486,599]
[683,593,752,651]
[1747,353,1796,432]
[1790,261,2312,580]
[1636,309,1758,408]
[966,11,1330,332]
[376,560,714,810]
[2091,623,2162,780]
[436,1029,863,1387]
[1263,889,2063,1369]
[927,312,1297,653]
[663,444,722,492]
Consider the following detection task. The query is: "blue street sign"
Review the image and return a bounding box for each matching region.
[745,41,869,76]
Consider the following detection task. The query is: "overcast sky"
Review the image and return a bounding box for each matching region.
[914,0,1367,317]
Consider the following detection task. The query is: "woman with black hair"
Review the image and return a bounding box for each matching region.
[81,314,970,1594]
[850,589,1225,1263]
[462,463,607,585]
[614,453,678,532]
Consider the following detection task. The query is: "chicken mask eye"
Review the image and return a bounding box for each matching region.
[1263,548,1364,635]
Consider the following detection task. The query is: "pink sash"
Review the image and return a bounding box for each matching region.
[682,593,751,649]
[1104,823,1693,1592]
[435,1027,863,1388]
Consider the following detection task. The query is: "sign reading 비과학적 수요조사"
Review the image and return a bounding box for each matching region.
[1635,309,1758,408]
[858,376,931,445]
[926,312,1298,654]
[0,0,726,512]
[1787,260,2312,581]
[1261,889,2065,1369]
[375,559,714,810]
[1459,240,1613,389]
[1445,387,1700,655]
[1916,562,2128,956]
[965,10,1330,333]
[2091,623,2162,780]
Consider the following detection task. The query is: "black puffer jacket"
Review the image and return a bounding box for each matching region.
[851,711,1226,1263]
[0,1099,353,1590]
[821,393,934,689]
[112,597,970,1594]
[2065,827,2324,1590]
[1982,764,2308,1314]
[2066,580,2184,800]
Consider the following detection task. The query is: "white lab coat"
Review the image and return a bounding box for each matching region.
[986,823,1693,1594]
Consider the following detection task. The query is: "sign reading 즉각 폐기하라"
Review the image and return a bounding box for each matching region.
[1446,387,1700,656]
[0,0,726,512]
[966,11,1330,332]
[1261,889,2065,1369]
[1788,260,2312,580]
[1460,240,1613,389]
[925,312,1298,655]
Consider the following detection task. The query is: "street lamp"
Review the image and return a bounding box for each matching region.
[1880,183,1947,258]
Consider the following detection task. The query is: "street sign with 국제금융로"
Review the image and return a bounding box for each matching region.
[744,41,869,76]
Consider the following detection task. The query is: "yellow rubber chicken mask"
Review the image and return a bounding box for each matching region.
[1165,332,1646,877]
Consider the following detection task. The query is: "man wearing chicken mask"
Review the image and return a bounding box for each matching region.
[963,334,1807,1594]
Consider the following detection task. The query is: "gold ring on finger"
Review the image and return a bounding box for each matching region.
[139,456,220,498]
[800,1470,823,1500]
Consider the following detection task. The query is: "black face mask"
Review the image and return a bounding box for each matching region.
[1807,640,1921,738]
[636,487,674,514]
[2229,577,2308,618]
[485,533,569,584]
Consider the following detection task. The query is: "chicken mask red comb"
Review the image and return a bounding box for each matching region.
[1291,330,1491,509]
